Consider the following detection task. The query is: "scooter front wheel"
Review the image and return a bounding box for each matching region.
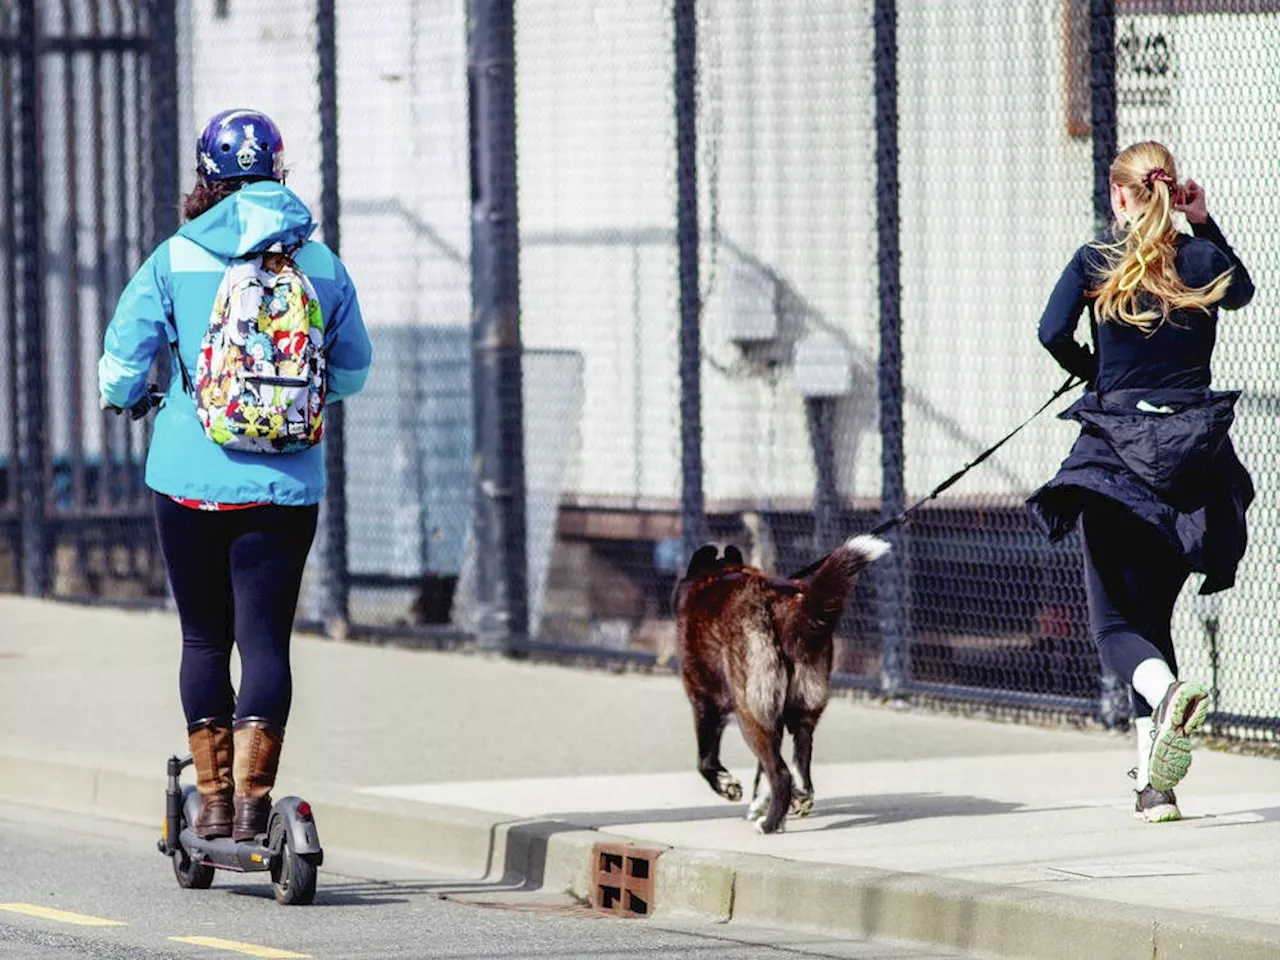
[173,789,215,890]
[174,848,215,889]
[269,817,318,905]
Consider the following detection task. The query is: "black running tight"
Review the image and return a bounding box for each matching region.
[153,492,318,727]
[1079,499,1189,719]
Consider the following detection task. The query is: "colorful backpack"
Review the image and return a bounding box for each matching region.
[189,246,326,454]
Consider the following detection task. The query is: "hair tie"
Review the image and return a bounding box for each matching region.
[1142,168,1176,192]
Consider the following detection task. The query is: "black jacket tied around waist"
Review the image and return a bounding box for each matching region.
[1028,387,1253,595]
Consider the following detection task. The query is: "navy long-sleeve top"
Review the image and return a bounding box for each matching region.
[1038,217,1254,392]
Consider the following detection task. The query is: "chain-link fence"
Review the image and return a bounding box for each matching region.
[4,0,1279,735]
[1109,2,1280,735]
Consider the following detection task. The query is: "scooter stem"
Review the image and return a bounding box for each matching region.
[161,754,194,855]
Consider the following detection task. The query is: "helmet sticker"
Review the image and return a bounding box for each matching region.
[236,123,260,171]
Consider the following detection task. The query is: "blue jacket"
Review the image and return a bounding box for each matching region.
[98,182,372,505]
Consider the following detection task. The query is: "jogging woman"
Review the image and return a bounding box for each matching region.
[1029,140,1254,823]
[98,109,372,841]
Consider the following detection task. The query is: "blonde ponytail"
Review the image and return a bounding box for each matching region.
[1089,142,1234,333]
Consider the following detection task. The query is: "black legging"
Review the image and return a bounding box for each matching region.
[1080,499,1189,719]
[153,492,318,727]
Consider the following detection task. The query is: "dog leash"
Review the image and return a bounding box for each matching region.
[785,373,1084,580]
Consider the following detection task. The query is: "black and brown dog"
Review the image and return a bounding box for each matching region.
[672,535,890,833]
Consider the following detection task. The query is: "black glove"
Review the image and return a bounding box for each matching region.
[101,384,162,421]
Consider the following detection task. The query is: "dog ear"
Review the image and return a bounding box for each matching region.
[670,580,688,616]
[685,544,722,579]
[722,545,745,566]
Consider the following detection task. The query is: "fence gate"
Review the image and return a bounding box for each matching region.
[0,0,177,600]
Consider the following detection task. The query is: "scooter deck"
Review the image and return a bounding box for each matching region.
[179,828,273,873]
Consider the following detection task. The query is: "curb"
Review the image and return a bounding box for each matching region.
[720,854,1280,960]
[2,751,1278,960]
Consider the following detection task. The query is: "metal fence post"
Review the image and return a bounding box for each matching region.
[1090,0,1118,238]
[15,0,48,598]
[875,0,907,698]
[674,0,705,568]
[145,0,180,402]
[148,0,178,248]
[468,0,529,654]
[805,397,840,552]
[1090,0,1127,728]
[315,0,351,638]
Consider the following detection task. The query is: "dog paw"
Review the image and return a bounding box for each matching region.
[746,792,770,820]
[716,773,743,802]
[753,815,786,835]
[791,792,814,817]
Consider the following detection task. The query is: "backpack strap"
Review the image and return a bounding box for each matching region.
[264,239,306,259]
[173,342,196,396]
[168,308,196,396]
[170,247,266,397]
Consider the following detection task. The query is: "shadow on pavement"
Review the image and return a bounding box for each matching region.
[1182,805,1280,827]
[542,792,1031,831]
[222,818,588,907]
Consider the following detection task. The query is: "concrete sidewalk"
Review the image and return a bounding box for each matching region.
[1,596,1279,959]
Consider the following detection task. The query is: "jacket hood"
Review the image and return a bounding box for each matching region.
[175,181,316,258]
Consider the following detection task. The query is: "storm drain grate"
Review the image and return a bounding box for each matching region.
[590,843,663,918]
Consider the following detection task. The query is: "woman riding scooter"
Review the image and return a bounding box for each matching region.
[99,109,372,841]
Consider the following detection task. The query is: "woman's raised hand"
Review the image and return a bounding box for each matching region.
[1174,178,1209,224]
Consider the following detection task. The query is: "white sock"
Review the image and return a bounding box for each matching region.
[1131,658,1177,712]
[1134,716,1153,787]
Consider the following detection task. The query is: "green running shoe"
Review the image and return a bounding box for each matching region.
[1148,680,1209,793]
[1134,784,1181,823]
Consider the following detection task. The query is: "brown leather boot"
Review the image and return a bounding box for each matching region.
[231,718,284,843]
[187,718,233,839]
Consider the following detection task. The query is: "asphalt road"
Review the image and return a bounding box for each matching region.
[0,802,976,960]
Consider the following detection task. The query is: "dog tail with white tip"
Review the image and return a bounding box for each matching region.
[800,535,891,635]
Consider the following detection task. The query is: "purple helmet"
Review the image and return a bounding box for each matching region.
[196,109,285,181]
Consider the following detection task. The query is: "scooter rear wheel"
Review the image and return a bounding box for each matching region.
[269,817,318,905]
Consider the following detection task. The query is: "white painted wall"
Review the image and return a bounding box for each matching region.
[175,0,1089,508]
[696,0,880,506]
[514,1,680,502]
[180,0,472,335]
[899,1,1094,500]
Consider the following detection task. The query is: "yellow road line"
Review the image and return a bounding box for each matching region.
[0,902,127,926]
[169,936,311,959]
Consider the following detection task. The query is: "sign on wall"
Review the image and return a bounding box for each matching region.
[1064,0,1280,138]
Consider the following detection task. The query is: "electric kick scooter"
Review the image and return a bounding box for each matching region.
[157,753,323,905]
